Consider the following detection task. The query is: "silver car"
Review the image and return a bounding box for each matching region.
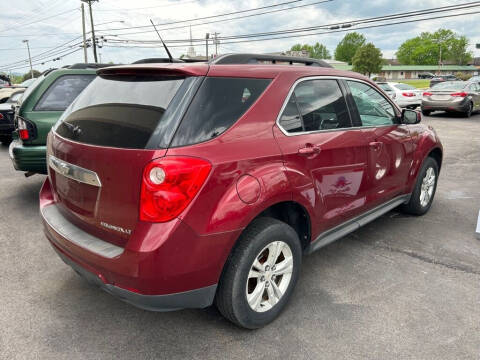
[421,81,480,117]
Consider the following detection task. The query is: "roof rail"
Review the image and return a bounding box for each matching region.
[211,53,333,68]
[67,63,114,69]
[132,58,184,64]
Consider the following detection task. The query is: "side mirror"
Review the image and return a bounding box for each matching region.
[402,109,421,124]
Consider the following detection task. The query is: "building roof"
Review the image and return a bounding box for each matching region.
[332,64,478,71]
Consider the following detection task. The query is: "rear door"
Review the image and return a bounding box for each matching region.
[344,80,414,207]
[273,78,372,234]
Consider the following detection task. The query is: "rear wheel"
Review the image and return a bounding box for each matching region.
[401,157,438,216]
[421,109,431,116]
[215,217,302,329]
[465,102,473,118]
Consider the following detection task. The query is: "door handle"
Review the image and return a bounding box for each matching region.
[298,144,321,155]
[369,141,383,152]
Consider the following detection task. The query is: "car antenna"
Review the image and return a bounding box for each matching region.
[149,19,173,63]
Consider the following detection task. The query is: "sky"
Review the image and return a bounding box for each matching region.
[0,0,479,74]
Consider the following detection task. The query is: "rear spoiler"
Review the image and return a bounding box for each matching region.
[97,63,209,77]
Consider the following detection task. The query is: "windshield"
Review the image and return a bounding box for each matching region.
[431,81,465,91]
[20,75,43,103]
[8,92,24,103]
[54,75,188,149]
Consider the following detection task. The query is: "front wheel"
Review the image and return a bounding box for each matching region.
[215,217,302,329]
[401,157,438,215]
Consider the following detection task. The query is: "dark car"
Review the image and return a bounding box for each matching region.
[40,54,443,329]
[430,74,458,87]
[0,89,24,144]
[422,81,480,117]
[9,65,101,175]
[418,72,435,79]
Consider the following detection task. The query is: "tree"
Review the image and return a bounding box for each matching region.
[396,29,473,65]
[22,70,41,81]
[352,43,383,77]
[290,42,331,59]
[334,32,366,64]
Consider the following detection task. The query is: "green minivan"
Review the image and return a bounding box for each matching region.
[9,65,103,175]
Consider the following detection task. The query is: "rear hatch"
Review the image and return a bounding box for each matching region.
[424,81,467,102]
[48,65,207,247]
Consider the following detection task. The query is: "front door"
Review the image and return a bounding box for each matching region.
[344,80,414,207]
[273,78,373,237]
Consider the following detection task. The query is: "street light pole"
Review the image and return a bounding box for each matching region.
[81,0,99,63]
[22,40,33,79]
[205,33,210,60]
[81,3,88,63]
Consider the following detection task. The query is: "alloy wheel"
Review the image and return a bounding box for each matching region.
[420,167,436,207]
[246,241,293,313]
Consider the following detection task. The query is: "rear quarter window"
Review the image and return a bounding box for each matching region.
[34,74,95,111]
[170,77,271,147]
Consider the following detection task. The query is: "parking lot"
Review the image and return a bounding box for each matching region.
[1,112,479,359]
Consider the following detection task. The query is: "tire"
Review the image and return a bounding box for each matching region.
[401,157,439,216]
[215,217,302,329]
[421,109,431,116]
[465,102,473,118]
[0,136,12,146]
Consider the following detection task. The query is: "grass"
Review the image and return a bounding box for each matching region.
[396,79,431,89]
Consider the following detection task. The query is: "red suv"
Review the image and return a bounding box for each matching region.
[40,54,443,329]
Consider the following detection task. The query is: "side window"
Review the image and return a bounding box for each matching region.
[171,77,271,147]
[279,95,303,133]
[347,81,396,127]
[279,79,351,133]
[34,74,95,111]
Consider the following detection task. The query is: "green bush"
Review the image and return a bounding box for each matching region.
[454,72,471,81]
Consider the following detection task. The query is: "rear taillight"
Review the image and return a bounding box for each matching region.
[402,92,415,97]
[0,113,3,120]
[423,92,433,96]
[18,118,30,140]
[140,157,212,222]
[451,92,467,97]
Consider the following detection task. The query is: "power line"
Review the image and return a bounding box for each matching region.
[102,7,480,49]
[101,1,480,41]
[0,7,79,34]
[95,0,198,12]
[98,0,320,31]
[96,0,333,37]
[6,48,83,72]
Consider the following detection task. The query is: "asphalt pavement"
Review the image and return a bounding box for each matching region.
[1,112,479,360]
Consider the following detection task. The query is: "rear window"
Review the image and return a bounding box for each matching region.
[377,83,393,92]
[55,75,187,149]
[34,74,95,111]
[394,83,415,90]
[431,81,465,91]
[171,77,270,147]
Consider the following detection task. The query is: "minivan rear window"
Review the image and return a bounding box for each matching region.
[55,75,187,149]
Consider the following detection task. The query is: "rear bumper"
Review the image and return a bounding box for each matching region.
[40,178,240,311]
[396,98,421,108]
[421,99,469,113]
[9,139,47,173]
[52,243,217,311]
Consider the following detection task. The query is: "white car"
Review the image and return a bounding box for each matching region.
[377,82,422,109]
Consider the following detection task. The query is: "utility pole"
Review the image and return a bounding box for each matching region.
[81,3,88,63]
[213,32,220,56]
[205,33,210,60]
[81,0,98,63]
[22,40,33,79]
